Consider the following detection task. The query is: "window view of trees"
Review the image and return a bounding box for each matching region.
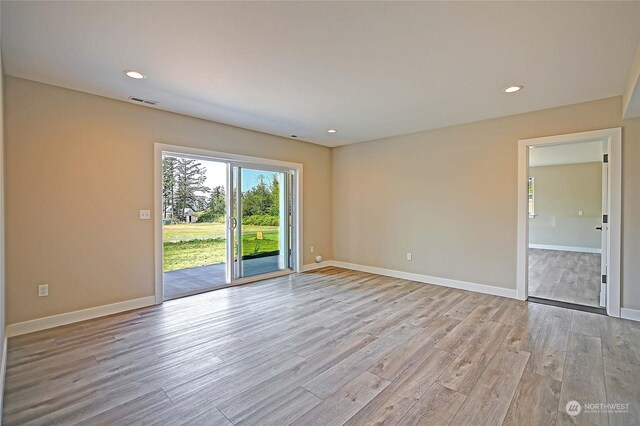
[162,156,209,222]
[241,174,280,226]
[198,185,226,222]
[162,156,283,272]
[162,156,280,225]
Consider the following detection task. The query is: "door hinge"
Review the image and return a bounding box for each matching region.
[603,153,609,163]
[603,214,608,224]
[602,274,607,284]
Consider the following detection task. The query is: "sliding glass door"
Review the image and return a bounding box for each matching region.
[230,165,294,280]
[160,147,299,301]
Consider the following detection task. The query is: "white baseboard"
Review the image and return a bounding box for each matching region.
[302,262,333,272]
[621,308,640,322]
[529,244,601,254]
[329,260,517,299]
[6,296,156,337]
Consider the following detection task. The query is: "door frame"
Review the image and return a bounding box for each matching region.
[516,128,622,317]
[153,143,304,304]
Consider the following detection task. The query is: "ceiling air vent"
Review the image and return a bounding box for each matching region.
[128,96,159,106]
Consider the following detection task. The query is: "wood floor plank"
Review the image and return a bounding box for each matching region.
[437,320,512,394]
[396,383,466,426]
[528,249,601,307]
[504,301,548,351]
[164,352,306,403]
[493,299,529,326]
[434,305,493,354]
[571,310,605,337]
[600,317,640,366]
[451,347,530,425]
[301,322,421,399]
[526,305,572,381]
[503,371,561,426]
[217,332,375,424]
[182,408,234,426]
[603,356,640,426]
[3,267,640,426]
[408,292,467,327]
[293,371,389,426]
[368,316,460,381]
[76,389,174,425]
[235,386,321,426]
[344,347,455,426]
[559,332,608,426]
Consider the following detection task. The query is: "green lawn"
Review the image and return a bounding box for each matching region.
[163,222,280,272]
[164,239,227,272]
[163,222,278,240]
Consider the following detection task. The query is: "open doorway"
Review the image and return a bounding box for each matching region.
[517,128,621,317]
[162,155,229,300]
[154,144,303,303]
[527,141,604,308]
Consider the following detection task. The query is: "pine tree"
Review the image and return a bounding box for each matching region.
[174,158,209,221]
[162,156,178,219]
[162,156,209,222]
[199,185,226,222]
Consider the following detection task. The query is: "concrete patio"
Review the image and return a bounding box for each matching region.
[163,255,282,299]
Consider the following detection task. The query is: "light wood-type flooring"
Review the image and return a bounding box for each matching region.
[4,267,640,425]
[529,249,601,307]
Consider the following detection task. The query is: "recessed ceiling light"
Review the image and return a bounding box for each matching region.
[504,85,523,93]
[327,129,338,133]
[124,70,146,80]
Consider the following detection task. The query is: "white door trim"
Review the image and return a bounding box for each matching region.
[516,128,622,317]
[154,143,303,305]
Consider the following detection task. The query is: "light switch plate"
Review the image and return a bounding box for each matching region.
[140,210,151,220]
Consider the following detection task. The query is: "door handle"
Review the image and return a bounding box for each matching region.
[230,217,237,229]
[596,226,602,231]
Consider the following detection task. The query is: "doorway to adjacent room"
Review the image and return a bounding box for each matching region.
[517,128,621,316]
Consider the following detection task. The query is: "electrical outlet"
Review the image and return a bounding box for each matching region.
[38,284,49,297]
[310,246,315,253]
[140,210,151,220]
[578,210,583,216]
[406,252,412,261]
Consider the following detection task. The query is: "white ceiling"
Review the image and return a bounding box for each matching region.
[2,1,640,147]
[529,140,603,167]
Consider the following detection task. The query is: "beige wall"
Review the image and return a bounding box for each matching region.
[529,162,602,250]
[4,76,332,324]
[4,75,640,325]
[332,96,640,310]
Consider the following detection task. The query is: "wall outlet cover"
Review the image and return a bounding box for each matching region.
[38,284,49,297]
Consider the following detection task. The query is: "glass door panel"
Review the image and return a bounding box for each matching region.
[232,166,292,279]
